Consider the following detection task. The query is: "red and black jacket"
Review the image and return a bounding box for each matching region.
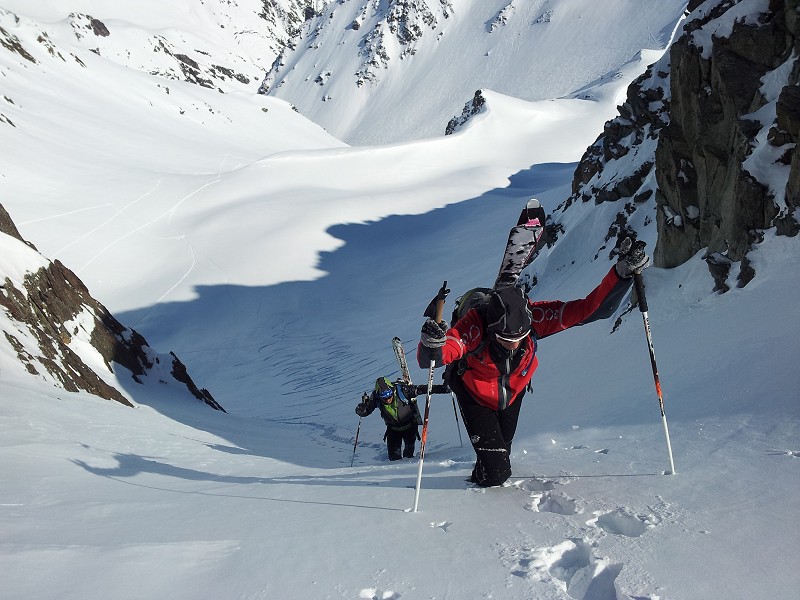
[418,266,632,410]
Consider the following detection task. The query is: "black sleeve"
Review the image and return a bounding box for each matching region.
[412,383,450,397]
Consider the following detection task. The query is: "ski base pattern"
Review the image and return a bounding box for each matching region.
[494,198,548,289]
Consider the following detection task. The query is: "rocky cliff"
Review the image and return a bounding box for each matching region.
[565,0,799,291]
[0,204,224,411]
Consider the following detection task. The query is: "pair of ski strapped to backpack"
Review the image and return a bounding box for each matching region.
[423,197,548,323]
[389,198,549,421]
[393,199,549,387]
[420,198,549,376]
[390,197,548,386]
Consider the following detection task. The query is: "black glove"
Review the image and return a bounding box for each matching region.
[355,402,369,417]
[420,318,448,348]
[615,238,650,279]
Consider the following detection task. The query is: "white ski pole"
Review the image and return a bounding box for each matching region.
[633,271,676,475]
[413,281,448,512]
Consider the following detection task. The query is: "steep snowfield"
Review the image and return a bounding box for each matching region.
[1,0,656,313]
[1,2,799,599]
[3,200,799,600]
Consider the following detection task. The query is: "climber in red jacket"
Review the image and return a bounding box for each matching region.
[417,239,650,487]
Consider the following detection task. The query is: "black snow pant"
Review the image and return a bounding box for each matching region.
[385,426,418,460]
[448,371,524,487]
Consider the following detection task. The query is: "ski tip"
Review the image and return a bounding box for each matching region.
[517,198,544,226]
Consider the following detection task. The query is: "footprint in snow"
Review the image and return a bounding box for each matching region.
[566,445,610,455]
[526,491,581,515]
[514,477,557,492]
[359,588,399,599]
[430,520,451,532]
[500,538,623,600]
[587,508,654,537]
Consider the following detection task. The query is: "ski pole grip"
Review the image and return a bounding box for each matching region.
[633,273,649,313]
[434,280,448,322]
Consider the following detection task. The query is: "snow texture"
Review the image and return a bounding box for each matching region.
[1,1,798,600]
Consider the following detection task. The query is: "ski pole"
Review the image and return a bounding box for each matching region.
[413,280,448,512]
[633,272,676,475]
[451,393,463,447]
[351,395,366,467]
[350,417,362,467]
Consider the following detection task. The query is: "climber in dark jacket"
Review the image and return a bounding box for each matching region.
[417,239,650,486]
[356,376,449,460]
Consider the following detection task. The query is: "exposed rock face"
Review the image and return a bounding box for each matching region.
[445,89,486,135]
[0,204,224,411]
[564,0,799,290]
[655,0,799,275]
[567,62,669,206]
[0,204,29,245]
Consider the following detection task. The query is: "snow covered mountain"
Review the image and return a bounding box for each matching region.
[0,0,306,93]
[1,1,799,599]
[260,0,689,144]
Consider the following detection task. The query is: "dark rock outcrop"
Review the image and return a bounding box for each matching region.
[568,65,669,206]
[562,0,800,289]
[655,0,799,269]
[0,204,224,411]
[445,89,486,135]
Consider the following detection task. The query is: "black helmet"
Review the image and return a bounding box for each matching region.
[486,286,531,342]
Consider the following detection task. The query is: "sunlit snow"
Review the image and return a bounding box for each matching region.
[1,2,798,600]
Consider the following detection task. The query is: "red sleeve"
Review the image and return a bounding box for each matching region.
[417,308,486,368]
[530,266,632,338]
[442,308,485,364]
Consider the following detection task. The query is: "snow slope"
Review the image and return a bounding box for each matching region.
[1,0,653,314]
[262,0,689,144]
[2,2,799,600]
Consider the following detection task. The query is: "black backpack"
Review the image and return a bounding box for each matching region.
[445,287,494,378]
[450,287,493,328]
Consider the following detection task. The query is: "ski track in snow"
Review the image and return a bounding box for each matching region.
[767,448,800,458]
[51,182,162,259]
